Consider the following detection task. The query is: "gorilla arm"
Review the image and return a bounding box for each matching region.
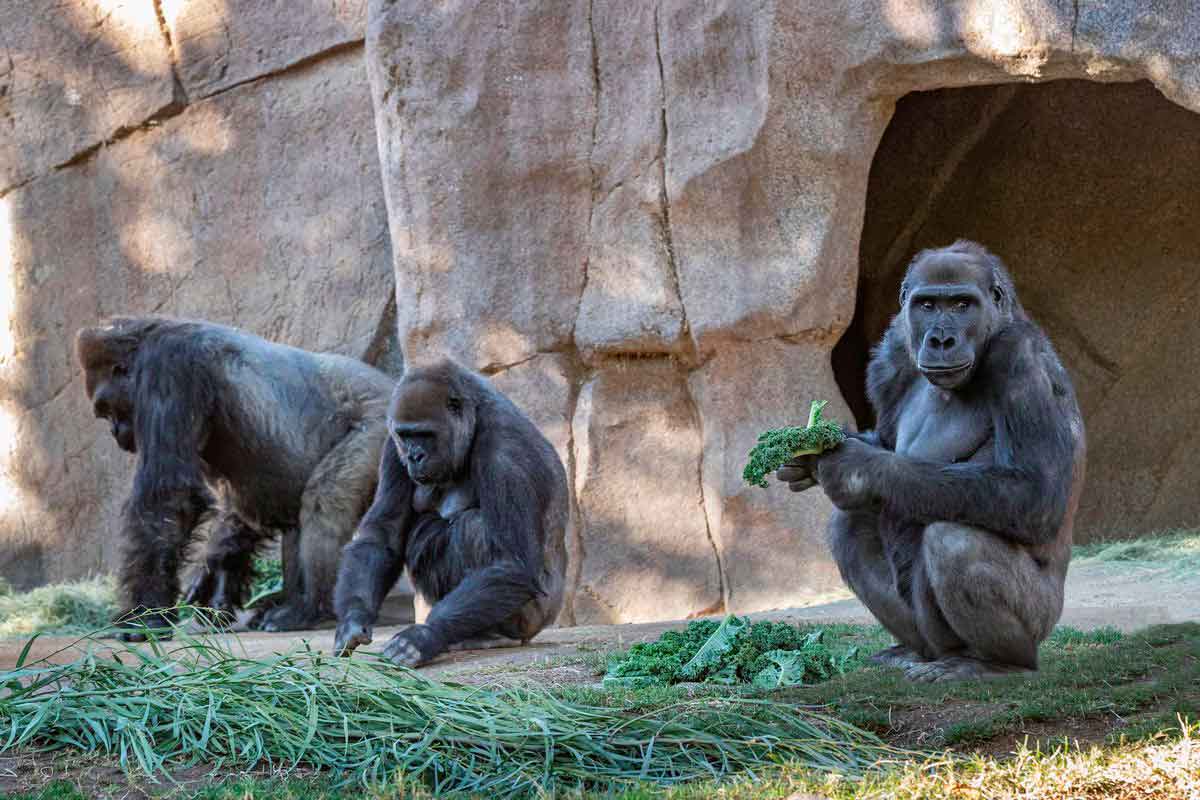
[815,324,1080,547]
[332,442,414,656]
[118,348,218,638]
[377,429,547,667]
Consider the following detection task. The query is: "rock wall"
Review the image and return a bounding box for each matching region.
[0,1,395,589]
[366,0,1200,623]
[4,0,1199,621]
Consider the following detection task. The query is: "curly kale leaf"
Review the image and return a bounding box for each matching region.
[742,400,846,488]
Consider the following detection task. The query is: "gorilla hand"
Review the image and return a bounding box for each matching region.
[181,567,215,608]
[776,454,818,493]
[334,613,373,657]
[814,437,886,511]
[382,623,445,668]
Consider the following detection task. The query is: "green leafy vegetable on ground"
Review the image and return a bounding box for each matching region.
[742,399,846,488]
[0,627,893,798]
[604,615,865,689]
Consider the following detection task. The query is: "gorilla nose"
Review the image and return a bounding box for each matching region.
[929,333,957,350]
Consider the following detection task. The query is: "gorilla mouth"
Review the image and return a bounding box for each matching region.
[920,361,972,375]
[920,361,973,388]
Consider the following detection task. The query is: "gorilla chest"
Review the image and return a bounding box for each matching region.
[413,482,478,518]
[895,382,992,463]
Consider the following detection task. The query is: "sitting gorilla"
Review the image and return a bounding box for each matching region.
[76,316,394,639]
[333,360,567,667]
[778,240,1085,682]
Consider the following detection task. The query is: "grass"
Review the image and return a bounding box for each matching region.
[0,625,895,798]
[0,622,1197,798]
[0,577,117,638]
[1074,528,1200,575]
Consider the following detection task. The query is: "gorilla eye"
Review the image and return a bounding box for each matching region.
[112,363,129,379]
[919,300,935,312]
[954,300,970,312]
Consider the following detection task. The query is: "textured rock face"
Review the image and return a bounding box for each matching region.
[0,1,177,193]
[161,0,366,99]
[571,359,721,623]
[0,8,392,588]
[369,0,1200,622]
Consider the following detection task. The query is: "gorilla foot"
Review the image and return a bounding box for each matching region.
[869,645,927,669]
[382,624,444,668]
[904,656,1035,683]
[258,603,324,633]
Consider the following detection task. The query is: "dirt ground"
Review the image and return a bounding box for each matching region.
[2,558,1196,678]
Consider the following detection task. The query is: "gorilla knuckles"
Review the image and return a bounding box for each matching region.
[804,240,1084,682]
[75,316,393,640]
[334,360,568,668]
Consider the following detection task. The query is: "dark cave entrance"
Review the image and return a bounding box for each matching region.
[833,79,1200,540]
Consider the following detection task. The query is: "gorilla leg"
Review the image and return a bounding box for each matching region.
[182,512,261,627]
[827,509,929,666]
[260,425,382,632]
[385,511,543,666]
[905,522,1063,683]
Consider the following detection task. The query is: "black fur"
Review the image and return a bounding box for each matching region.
[76,316,393,640]
[333,360,568,667]
[778,240,1085,682]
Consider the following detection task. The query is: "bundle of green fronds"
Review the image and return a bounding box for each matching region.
[0,576,117,638]
[604,615,865,690]
[742,400,846,488]
[0,627,893,797]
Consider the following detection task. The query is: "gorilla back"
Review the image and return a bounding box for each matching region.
[76,315,394,638]
[778,240,1085,682]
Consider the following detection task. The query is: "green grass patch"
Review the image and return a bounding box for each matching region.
[1074,528,1200,574]
[0,577,117,638]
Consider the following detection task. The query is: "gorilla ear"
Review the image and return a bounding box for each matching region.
[446,395,463,415]
[898,281,910,306]
[991,284,1006,307]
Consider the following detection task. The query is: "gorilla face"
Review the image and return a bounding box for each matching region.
[87,362,137,452]
[388,376,473,486]
[901,251,1004,391]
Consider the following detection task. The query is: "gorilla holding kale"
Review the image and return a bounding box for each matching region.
[76,316,394,639]
[777,240,1086,683]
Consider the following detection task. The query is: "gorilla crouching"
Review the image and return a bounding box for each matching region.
[76,316,394,639]
[334,360,567,667]
[778,240,1085,682]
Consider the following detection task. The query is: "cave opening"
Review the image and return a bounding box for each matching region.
[834,79,1200,540]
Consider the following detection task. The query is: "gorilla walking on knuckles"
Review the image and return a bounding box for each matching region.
[77,316,393,639]
[334,360,567,667]
[778,240,1085,682]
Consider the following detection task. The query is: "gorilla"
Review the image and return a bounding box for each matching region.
[778,240,1085,682]
[76,315,394,639]
[333,359,568,667]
